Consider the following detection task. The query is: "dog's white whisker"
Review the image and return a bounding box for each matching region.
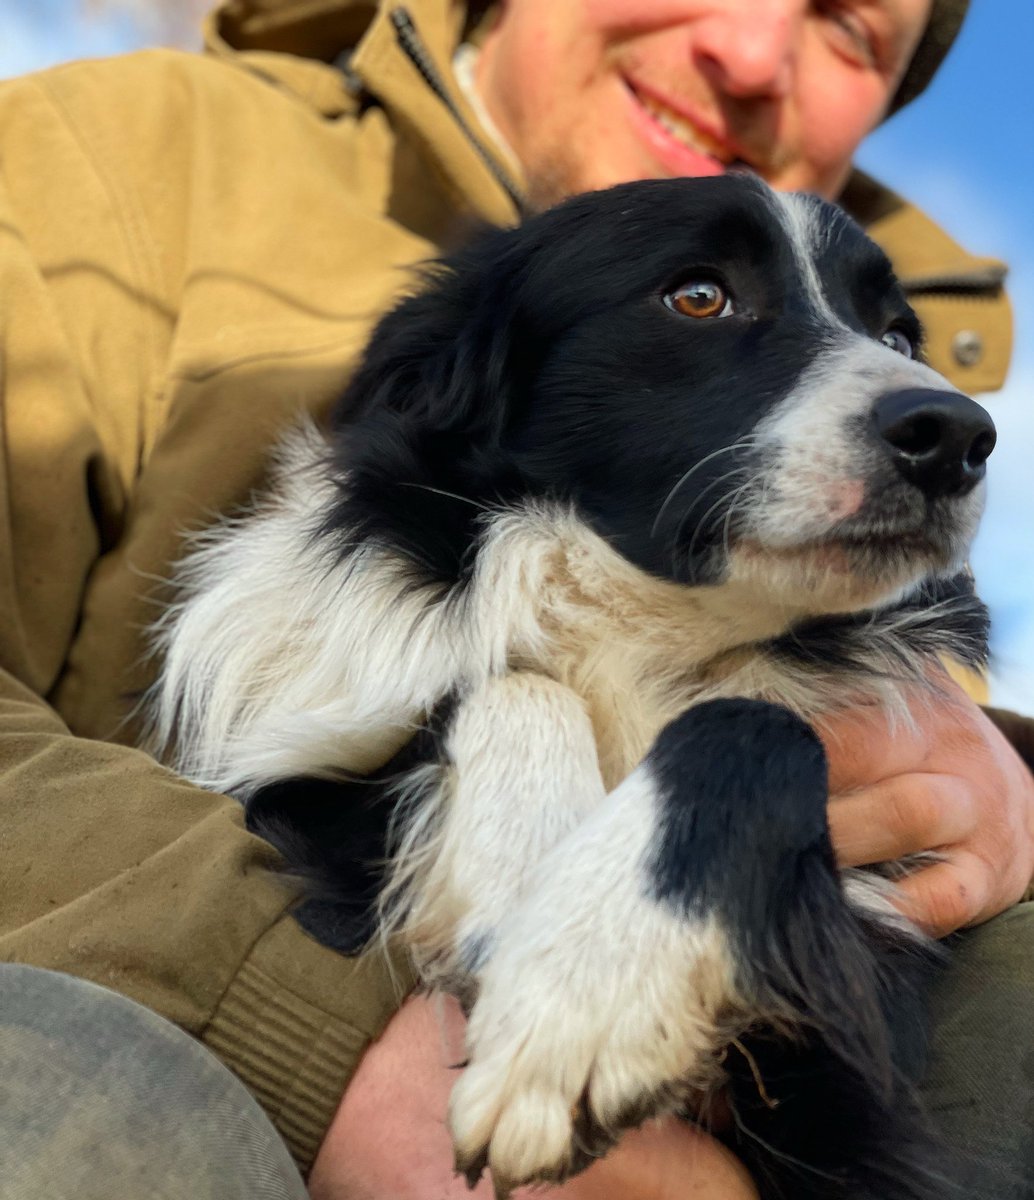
[680,471,755,565]
[396,481,494,513]
[650,437,760,538]
[728,1099,845,1183]
[722,478,757,562]
[665,464,754,578]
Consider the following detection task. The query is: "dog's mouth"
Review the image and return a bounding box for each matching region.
[664,480,974,602]
[743,527,944,570]
[725,515,973,613]
[713,448,985,603]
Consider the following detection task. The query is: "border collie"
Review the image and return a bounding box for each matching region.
[148,175,994,1199]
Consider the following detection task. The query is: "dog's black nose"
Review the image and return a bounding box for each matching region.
[872,388,996,498]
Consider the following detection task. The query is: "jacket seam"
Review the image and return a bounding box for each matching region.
[168,332,367,384]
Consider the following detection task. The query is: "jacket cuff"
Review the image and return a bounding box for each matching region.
[202,914,416,1172]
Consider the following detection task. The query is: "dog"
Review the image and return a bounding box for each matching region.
[148,174,994,1199]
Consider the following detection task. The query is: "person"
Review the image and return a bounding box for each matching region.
[0,1,1032,1197]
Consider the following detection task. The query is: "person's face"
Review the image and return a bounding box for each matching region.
[476,0,932,206]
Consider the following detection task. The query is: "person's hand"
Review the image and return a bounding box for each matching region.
[820,678,1034,936]
[309,993,759,1200]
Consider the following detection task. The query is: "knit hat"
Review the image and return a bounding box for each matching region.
[889,0,970,113]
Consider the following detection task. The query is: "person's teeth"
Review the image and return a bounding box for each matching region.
[638,94,731,163]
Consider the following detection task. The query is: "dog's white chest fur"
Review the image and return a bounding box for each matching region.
[150,426,917,804]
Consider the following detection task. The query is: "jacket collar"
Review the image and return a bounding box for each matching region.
[204,0,521,224]
[840,168,1006,293]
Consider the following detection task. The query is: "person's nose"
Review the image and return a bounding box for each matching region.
[690,1,806,100]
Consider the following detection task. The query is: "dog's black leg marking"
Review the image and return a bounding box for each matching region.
[245,696,457,954]
[647,699,832,931]
[645,699,948,1200]
[725,931,948,1200]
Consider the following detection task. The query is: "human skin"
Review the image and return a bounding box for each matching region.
[308,993,760,1200]
[475,0,933,206]
[311,2,1034,1195]
[822,678,1034,937]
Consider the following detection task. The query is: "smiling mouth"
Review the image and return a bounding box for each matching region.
[629,85,752,171]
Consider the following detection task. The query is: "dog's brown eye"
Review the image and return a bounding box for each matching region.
[665,280,733,319]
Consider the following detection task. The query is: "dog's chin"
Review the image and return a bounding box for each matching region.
[726,528,964,616]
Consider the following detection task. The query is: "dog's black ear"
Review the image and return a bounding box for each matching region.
[320,225,539,585]
[331,224,531,443]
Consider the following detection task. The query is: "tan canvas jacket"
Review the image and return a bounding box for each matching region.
[0,0,1019,1171]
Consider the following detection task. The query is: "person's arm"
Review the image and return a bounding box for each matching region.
[0,666,412,1169]
[0,72,411,1173]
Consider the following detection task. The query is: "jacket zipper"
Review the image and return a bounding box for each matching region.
[389,6,526,216]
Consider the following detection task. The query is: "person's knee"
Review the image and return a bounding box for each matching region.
[0,964,308,1200]
[921,901,1034,1199]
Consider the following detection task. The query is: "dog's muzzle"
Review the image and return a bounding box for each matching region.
[872,388,996,498]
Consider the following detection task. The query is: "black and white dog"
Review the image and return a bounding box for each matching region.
[149,175,994,1199]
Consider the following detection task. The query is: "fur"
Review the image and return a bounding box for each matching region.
[147,175,994,1199]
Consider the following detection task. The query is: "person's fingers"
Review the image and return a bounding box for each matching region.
[817,705,931,794]
[819,687,1034,931]
[892,852,993,937]
[827,773,975,868]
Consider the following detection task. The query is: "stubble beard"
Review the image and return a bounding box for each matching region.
[517,119,634,212]
[522,149,586,213]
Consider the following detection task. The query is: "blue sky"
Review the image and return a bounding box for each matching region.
[855,0,1034,712]
[2,0,1032,711]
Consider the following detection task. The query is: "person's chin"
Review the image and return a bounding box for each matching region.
[522,150,637,209]
[523,147,688,209]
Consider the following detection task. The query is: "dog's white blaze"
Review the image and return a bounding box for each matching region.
[773,191,852,332]
[448,762,741,1188]
[748,199,975,553]
[743,336,983,560]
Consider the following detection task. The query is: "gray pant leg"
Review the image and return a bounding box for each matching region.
[923,901,1034,1200]
[0,964,310,1200]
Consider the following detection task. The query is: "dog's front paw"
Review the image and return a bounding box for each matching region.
[447,891,738,1194]
[446,701,836,1196]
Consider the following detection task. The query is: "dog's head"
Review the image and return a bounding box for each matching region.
[331,175,993,617]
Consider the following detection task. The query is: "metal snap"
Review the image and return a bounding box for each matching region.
[952,329,985,367]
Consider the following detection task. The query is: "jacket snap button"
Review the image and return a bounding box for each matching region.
[952,329,984,367]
